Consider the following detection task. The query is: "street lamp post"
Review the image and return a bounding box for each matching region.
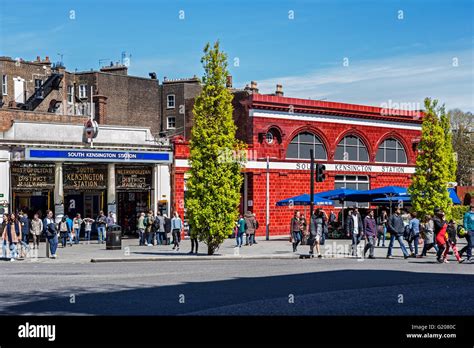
[266,155,270,241]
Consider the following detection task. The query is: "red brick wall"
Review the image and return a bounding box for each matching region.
[0,109,88,132]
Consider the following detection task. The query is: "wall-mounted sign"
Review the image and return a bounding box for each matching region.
[63,166,107,190]
[11,164,55,189]
[26,148,172,163]
[116,167,152,190]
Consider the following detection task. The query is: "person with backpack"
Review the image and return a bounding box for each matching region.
[43,210,58,259]
[407,212,420,257]
[244,211,257,246]
[58,216,71,248]
[144,210,155,247]
[96,211,107,244]
[434,208,449,263]
[237,214,246,248]
[171,212,183,251]
[459,205,474,263]
[444,219,463,263]
[154,212,165,245]
[386,208,409,259]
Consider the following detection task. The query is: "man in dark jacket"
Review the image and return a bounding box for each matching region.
[346,208,363,257]
[386,208,409,259]
[363,209,377,259]
[164,214,171,245]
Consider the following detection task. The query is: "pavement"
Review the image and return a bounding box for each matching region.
[1,235,471,264]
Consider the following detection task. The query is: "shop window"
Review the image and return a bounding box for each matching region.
[334,175,369,208]
[286,132,327,160]
[335,135,369,162]
[376,138,407,164]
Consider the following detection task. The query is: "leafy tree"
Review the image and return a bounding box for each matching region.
[439,106,457,182]
[409,98,455,218]
[186,41,246,255]
[448,108,473,186]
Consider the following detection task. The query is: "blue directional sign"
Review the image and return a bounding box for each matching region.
[25,148,172,163]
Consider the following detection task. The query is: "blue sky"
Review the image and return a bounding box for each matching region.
[1,0,473,110]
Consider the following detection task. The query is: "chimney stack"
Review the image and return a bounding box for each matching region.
[249,81,259,93]
[275,84,284,96]
[226,75,233,88]
[36,56,41,62]
[44,56,50,63]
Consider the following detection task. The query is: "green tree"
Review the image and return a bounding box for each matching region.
[448,108,473,186]
[409,98,454,218]
[439,105,457,182]
[186,41,245,255]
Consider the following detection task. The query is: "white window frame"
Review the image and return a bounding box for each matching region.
[2,75,7,95]
[334,135,369,162]
[67,85,74,104]
[286,132,327,160]
[79,84,87,99]
[334,175,370,208]
[167,116,176,129]
[167,94,175,109]
[375,138,408,164]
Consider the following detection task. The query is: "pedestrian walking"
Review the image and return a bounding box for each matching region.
[459,205,474,262]
[42,210,58,259]
[443,220,463,263]
[299,213,308,245]
[1,213,8,258]
[252,213,259,244]
[164,214,171,245]
[145,210,155,247]
[18,210,30,256]
[419,214,438,257]
[73,214,83,244]
[309,209,324,258]
[376,210,388,247]
[83,217,94,244]
[30,213,43,249]
[1,214,21,261]
[407,212,421,257]
[244,211,257,246]
[58,216,70,248]
[386,208,409,259]
[153,212,165,245]
[363,209,377,259]
[346,208,363,257]
[171,212,183,251]
[290,210,302,252]
[65,215,73,246]
[96,211,107,244]
[189,224,199,254]
[434,208,449,263]
[137,212,146,246]
[236,214,246,247]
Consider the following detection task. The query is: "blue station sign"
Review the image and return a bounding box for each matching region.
[25,148,172,164]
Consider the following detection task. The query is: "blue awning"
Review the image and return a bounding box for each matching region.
[276,194,334,206]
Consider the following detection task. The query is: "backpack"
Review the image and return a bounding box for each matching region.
[153,217,161,230]
[255,220,259,229]
[457,225,467,238]
[403,225,411,240]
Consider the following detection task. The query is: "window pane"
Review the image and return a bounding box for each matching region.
[398,149,407,163]
[346,183,357,189]
[335,146,345,160]
[376,148,384,162]
[358,183,369,191]
[358,147,368,161]
[334,182,345,189]
[314,144,327,159]
[335,175,344,181]
[346,136,357,145]
[290,134,299,144]
[346,146,357,160]
[286,143,298,158]
[358,176,368,181]
[299,132,314,143]
[386,139,397,148]
[299,143,312,159]
[386,148,396,162]
[346,176,357,181]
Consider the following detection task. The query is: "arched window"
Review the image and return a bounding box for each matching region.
[286,132,327,159]
[376,138,407,164]
[334,135,369,161]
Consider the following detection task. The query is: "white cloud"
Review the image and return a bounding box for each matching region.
[253,50,474,112]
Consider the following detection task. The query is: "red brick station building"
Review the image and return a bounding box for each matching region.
[172,83,423,237]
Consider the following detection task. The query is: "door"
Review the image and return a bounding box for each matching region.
[13,77,25,103]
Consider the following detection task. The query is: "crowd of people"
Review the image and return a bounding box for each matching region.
[235,211,259,247]
[0,208,188,261]
[289,205,474,263]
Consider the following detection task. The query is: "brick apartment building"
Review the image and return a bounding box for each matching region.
[172,82,424,237]
[0,55,201,137]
